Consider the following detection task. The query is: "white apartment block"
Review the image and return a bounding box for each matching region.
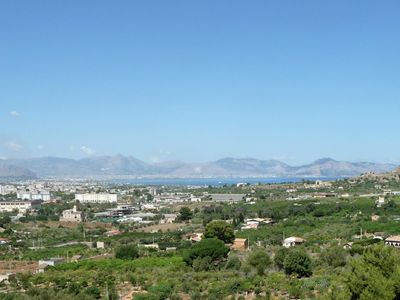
[75,193,119,203]
[17,192,51,201]
[0,185,17,195]
[0,201,32,213]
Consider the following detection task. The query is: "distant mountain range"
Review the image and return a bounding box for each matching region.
[0,160,37,181]
[0,155,398,180]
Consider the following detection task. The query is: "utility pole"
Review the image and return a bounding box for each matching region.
[105,281,109,300]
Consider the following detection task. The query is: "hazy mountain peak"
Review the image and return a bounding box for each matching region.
[313,158,337,164]
[0,155,397,179]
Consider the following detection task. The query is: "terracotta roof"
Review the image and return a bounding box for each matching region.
[385,235,400,242]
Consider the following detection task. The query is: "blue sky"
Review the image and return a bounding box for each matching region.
[1,1,399,164]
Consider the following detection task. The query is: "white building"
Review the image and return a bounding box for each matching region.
[75,193,119,203]
[0,185,17,195]
[17,192,51,201]
[376,196,385,208]
[60,205,85,222]
[385,236,400,247]
[283,236,305,248]
[0,201,32,213]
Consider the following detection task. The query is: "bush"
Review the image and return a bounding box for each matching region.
[183,238,229,266]
[225,255,242,270]
[320,246,347,268]
[193,256,213,271]
[115,244,139,260]
[274,247,289,269]
[283,249,313,277]
[148,283,173,300]
[247,249,271,275]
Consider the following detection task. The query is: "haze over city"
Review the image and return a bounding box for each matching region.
[1,1,400,165]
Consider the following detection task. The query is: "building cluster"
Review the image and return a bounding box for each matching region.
[75,193,119,203]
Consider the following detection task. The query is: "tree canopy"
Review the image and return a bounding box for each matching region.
[115,244,139,260]
[183,238,229,266]
[283,249,313,277]
[346,244,400,300]
[178,206,193,221]
[247,249,271,275]
[203,220,235,243]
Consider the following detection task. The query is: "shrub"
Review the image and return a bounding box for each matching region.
[225,255,242,270]
[283,249,312,277]
[183,238,229,266]
[115,244,139,260]
[193,256,213,272]
[247,249,271,275]
[320,246,347,268]
[274,247,289,269]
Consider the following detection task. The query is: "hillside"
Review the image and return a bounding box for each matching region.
[0,156,397,179]
[0,161,37,180]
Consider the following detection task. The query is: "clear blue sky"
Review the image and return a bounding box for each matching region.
[1,1,399,164]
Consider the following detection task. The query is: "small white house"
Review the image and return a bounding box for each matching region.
[283,236,305,248]
[376,196,385,208]
[385,236,400,247]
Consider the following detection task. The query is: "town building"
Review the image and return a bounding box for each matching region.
[376,196,385,208]
[0,273,16,284]
[283,236,305,248]
[37,258,64,273]
[0,201,32,213]
[208,194,246,202]
[385,236,400,247]
[231,238,249,251]
[17,191,51,201]
[160,214,177,224]
[0,185,17,195]
[60,205,85,222]
[75,193,119,203]
[371,214,380,221]
[185,233,203,243]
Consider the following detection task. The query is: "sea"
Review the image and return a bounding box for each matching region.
[108,176,344,187]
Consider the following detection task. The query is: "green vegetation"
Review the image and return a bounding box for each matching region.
[115,244,139,260]
[203,220,235,243]
[2,178,400,299]
[183,238,229,267]
[246,248,271,275]
[283,248,313,277]
[178,206,193,221]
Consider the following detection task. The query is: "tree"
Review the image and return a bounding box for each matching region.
[0,215,11,227]
[346,244,400,299]
[320,246,347,268]
[179,206,193,221]
[203,220,235,243]
[274,247,289,269]
[225,255,242,270]
[247,249,271,275]
[115,244,139,260]
[283,249,312,277]
[183,238,229,266]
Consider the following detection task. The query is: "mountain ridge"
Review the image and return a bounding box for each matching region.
[0,156,397,179]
